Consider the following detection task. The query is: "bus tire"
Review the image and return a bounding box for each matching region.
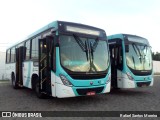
[31,75,37,91]
[11,73,19,89]
[35,78,45,98]
[114,87,120,90]
[112,85,120,90]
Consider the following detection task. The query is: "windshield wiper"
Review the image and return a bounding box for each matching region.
[89,40,98,72]
[92,37,99,52]
[132,56,136,69]
[85,41,89,61]
[142,45,151,68]
[89,60,98,72]
[90,41,94,60]
[90,37,99,60]
[143,45,148,57]
[73,34,86,52]
[134,44,142,57]
[73,34,98,72]
[73,34,89,61]
[132,43,142,63]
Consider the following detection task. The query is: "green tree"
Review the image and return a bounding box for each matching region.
[152,52,160,61]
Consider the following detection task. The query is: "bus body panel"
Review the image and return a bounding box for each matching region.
[6,20,111,98]
[51,71,56,97]
[150,78,154,86]
[117,70,136,88]
[23,61,32,88]
[117,69,154,88]
[55,84,75,98]
[50,48,111,98]
[54,81,110,98]
[108,34,153,89]
[51,70,111,98]
[101,81,110,93]
[23,61,38,88]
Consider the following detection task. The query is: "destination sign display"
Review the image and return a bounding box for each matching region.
[66,25,100,36]
[127,36,149,45]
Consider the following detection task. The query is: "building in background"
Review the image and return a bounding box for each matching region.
[153,61,160,74]
[0,51,7,80]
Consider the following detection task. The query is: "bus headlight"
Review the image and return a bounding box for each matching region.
[59,74,73,87]
[126,72,134,81]
[106,74,111,84]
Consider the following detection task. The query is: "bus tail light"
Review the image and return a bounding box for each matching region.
[126,72,134,81]
[59,74,73,87]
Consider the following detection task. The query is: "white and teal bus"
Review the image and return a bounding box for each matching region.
[108,34,153,89]
[5,21,111,98]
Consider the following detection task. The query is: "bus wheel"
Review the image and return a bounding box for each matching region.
[31,76,37,91]
[35,78,45,98]
[11,74,19,89]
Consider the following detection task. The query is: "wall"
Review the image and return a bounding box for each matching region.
[153,61,160,73]
[0,51,7,80]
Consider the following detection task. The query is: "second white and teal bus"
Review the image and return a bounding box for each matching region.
[108,34,153,88]
[5,21,111,98]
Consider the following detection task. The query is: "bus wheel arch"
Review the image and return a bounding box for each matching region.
[31,74,45,98]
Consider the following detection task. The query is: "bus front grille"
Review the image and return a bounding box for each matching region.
[136,81,151,87]
[76,87,104,95]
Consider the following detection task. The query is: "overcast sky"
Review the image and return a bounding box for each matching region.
[0,0,159,52]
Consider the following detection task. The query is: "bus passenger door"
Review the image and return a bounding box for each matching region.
[109,43,123,88]
[109,44,118,88]
[38,36,53,95]
[15,46,26,87]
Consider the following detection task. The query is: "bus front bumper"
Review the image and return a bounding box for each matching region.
[54,82,110,98]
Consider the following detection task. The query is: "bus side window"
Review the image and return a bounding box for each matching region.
[6,49,11,63]
[31,38,39,60]
[25,40,31,60]
[11,47,15,62]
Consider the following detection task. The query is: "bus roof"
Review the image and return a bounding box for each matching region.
[26,20,105,39]
[107,33,124,40]
[107,33,149,45]
[7,20,105,50]
[107,33,147,41]
[27,21,58,39]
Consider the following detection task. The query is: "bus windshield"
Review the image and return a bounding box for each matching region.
[125,43,152,70]
[59,35,109,72]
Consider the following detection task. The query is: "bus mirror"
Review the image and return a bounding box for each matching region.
[125,45,129,52]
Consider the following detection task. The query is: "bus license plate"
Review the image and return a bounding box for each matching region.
[86,91,96,96]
